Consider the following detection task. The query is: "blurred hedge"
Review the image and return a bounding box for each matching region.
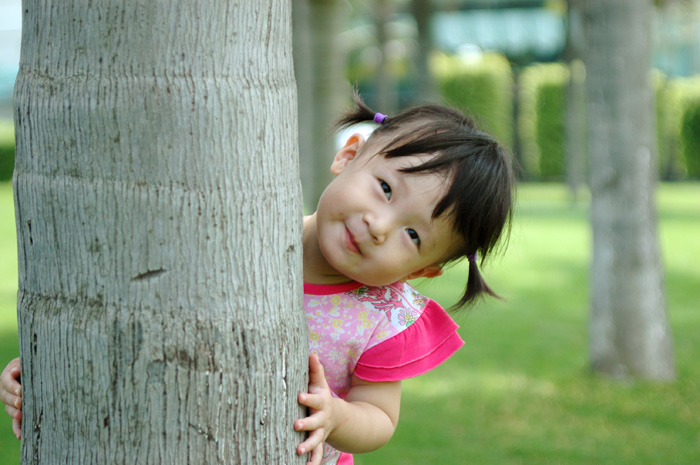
[518,63,700,181]
[432,52,513,150]
[2,60,698,183]
[0,122,13,182]
[518,63,568,179]
[662,75,700,179]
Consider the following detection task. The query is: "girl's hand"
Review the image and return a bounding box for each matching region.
[295,354,337,465]
[294,354,402,463]
[1,357,22,440]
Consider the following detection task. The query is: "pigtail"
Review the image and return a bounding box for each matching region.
[333,89,379,130]
[457,257,501,310]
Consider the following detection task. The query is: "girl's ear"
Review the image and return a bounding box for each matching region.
[330,133,365,175]
[401,265,444,282]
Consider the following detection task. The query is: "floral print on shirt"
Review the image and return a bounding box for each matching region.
[305,281,428,399]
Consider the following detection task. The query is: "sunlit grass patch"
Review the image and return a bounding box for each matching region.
[0,182,698,465]
[359,182,700,465]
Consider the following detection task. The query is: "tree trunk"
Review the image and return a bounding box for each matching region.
[411,0,438,103]
[564,0,586,201]
[375,0,398,113]
[13,1,307,463]
[295,0,349,212]
[293,0,315,214]
[582,0,675,380]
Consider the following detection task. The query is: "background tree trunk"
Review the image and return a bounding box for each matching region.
[295,0,349,212]
[13,1,307,463]
[582,0,675,380]
[293,0,315,214]
[375,0,398,113]
[411,0,438,103]
[564,0,586,201]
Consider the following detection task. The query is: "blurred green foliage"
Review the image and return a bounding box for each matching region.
[658,74,700,180]
[432,52,514,150]
[3,55,699,183]
[682,103,700,177]
[654,70,675,180]
[0,122,14,182]
[535,80,566,178]
[518,63,568,179]
[673,76,700,178]
[517,62,700,181]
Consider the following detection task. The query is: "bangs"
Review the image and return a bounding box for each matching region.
[379,126,514,260]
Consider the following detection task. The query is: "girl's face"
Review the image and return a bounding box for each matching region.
[314,134,461,286]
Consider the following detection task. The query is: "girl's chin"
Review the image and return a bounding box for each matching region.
[341,271,399,287]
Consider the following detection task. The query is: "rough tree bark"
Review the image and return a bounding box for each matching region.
[582,0,675,380]
[13,1,307,463]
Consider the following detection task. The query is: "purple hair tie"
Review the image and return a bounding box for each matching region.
[373,112,387,124]
[467,252,478,263]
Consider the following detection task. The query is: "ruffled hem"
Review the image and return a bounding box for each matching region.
[353,299,464,382]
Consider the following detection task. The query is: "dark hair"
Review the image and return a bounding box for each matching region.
[334,92,516,309]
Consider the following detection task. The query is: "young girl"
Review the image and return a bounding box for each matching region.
[2,94,515,465]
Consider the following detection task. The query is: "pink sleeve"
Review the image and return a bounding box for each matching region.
[353,300,465,382]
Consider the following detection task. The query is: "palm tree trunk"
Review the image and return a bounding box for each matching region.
[582,0,675,380]
[14,1,307,462]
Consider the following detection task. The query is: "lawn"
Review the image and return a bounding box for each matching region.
[1,182,699,464]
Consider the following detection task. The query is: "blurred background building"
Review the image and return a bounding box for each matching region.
[0,0,21,120]
[2,0,699,114]
[1,0,699,189]
[340,0,699,107]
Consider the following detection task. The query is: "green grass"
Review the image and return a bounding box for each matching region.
[1,182,699,464]
[357,182,700,465]
[0,182,19,461]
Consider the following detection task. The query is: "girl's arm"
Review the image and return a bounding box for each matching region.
[1,357,22,439]
[295,355,401,463]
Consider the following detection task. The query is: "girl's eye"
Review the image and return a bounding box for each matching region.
[379,180,392,200]
[407,228,421,246]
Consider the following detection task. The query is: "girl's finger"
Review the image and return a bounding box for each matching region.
[297,392,325,411]
[1,379,21,398]
[307,443,324,465]
[297,428,325,457]
[1,390,20,410]
[294,410,326,433]
[308,355,327,385]
[1,358,21,380]
[0,389,10,405]
[5,404,20,420]
[12,419,21,440]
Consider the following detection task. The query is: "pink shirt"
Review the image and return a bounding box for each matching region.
[304,280,464,465]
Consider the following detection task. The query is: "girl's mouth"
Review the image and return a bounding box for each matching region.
[345,226,361,254]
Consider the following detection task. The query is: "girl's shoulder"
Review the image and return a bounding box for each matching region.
[304,280,464,383]
[351,282,464,382]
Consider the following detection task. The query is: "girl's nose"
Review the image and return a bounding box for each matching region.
[364,212,391,245]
